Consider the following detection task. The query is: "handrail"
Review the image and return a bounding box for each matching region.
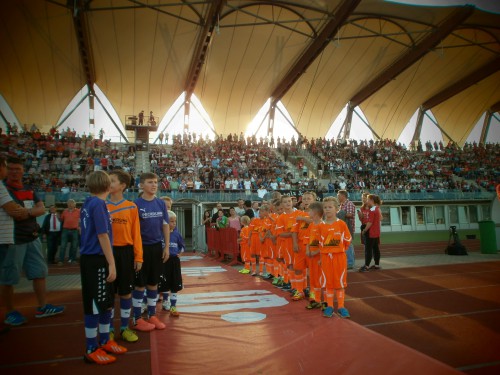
[37,189,495,204]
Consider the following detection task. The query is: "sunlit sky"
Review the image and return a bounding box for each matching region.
[1,85,498,145]
[386,0,500,14]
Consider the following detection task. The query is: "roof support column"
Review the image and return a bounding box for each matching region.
[350,6,474,107]
[411,107,425,145]
[270,0,361,106]
[342,102,354,140]
[184,98,191,134]
[71,0,96,95]
[267,101,276,137]
[479,110,492,144]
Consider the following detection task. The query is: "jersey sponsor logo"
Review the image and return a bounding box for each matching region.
[140,211,163,219]
[111,218,128,225]
[176,290,288,313]
[182,266,226,277]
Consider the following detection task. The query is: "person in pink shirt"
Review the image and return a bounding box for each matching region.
[228,207,241,232]
[59,199,80,264]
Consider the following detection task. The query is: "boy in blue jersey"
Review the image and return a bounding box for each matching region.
[159,211,184,317]
[80,171,127,365]
[132,173,170,331]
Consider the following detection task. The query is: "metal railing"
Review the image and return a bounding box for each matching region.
[37,189,495,204]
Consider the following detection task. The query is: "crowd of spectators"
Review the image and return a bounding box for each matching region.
[0,125,497,195]
[298,137,498,194]
[0,127,136,192]
[148,133,310,193]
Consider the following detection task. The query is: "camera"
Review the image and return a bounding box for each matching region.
[449,226,457,235]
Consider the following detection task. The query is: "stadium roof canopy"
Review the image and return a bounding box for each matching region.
[1,0,499,145]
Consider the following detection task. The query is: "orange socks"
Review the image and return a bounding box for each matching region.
[266,260,273,275]
[273,261,280,276]
[335,289,345,308]
[283,268,289,283]
[326,289,334,308]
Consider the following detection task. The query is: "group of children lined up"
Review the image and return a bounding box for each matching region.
[238,192,382,318]
[80,170,184,365]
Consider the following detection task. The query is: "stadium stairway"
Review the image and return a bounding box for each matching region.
[135,150,151,174]
[272,148,301,180]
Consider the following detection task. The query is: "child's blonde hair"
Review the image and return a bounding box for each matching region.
[303,191,317,200]
[240,215,250,225]
[323,196,340,208]
[308,202,324,216]
[86,171,111,194]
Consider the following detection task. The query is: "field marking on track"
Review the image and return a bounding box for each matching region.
[347,283,500,301]
[456,360,500,371]
[363,308,500,328]
[177,289,288,313]
[349,269,500,285]
[180,256,204,262]
[182,266,227,277]
[0,349,150,369]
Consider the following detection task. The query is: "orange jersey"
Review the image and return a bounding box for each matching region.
[240,226,250,252]
[275,210,300,238]
[106,199,143,263]
[319,219,352,254]
[295,210,311,244]
[306,221,323,252]
[248,217,265,238]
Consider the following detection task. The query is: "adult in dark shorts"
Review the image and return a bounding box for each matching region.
[1,157,64,326]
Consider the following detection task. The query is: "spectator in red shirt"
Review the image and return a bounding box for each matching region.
[359,194,382,272]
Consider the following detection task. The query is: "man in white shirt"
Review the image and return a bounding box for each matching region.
[234,199,245,216]
[257,186,268,199]
[42,206,62,264]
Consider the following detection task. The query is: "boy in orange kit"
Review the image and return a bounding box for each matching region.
[292,191,316,301]
[261,203,277,279]
[319,197,352,318]
[275,196,300,290]
[270,199,284,285]
[305,202,323,309]
[248,213,264,276]
[257,204,273,278]
[238,216,251,274]
[106,170,143,342]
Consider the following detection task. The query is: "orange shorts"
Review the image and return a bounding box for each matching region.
[261,238,275,259]
[306,253,321,289]
[240,244,251,263]
[250,234,261,257]
[293,243,307,270]
[319,252,347,289]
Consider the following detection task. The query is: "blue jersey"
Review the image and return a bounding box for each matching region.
[80,196,113,255]
[134,197,169,246]
[169,229,185,256]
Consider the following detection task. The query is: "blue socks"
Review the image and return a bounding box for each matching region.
[132,289,144,319]
[147,289,157,317]
[120,297,132,330]
[98,310,112,345]
[170,293,177,307]
[84,314,99,352]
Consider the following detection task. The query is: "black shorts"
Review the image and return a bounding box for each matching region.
[158,255,183,293]
[113,245,135,296]
[80,254,115,315]
[134,243,163,288]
